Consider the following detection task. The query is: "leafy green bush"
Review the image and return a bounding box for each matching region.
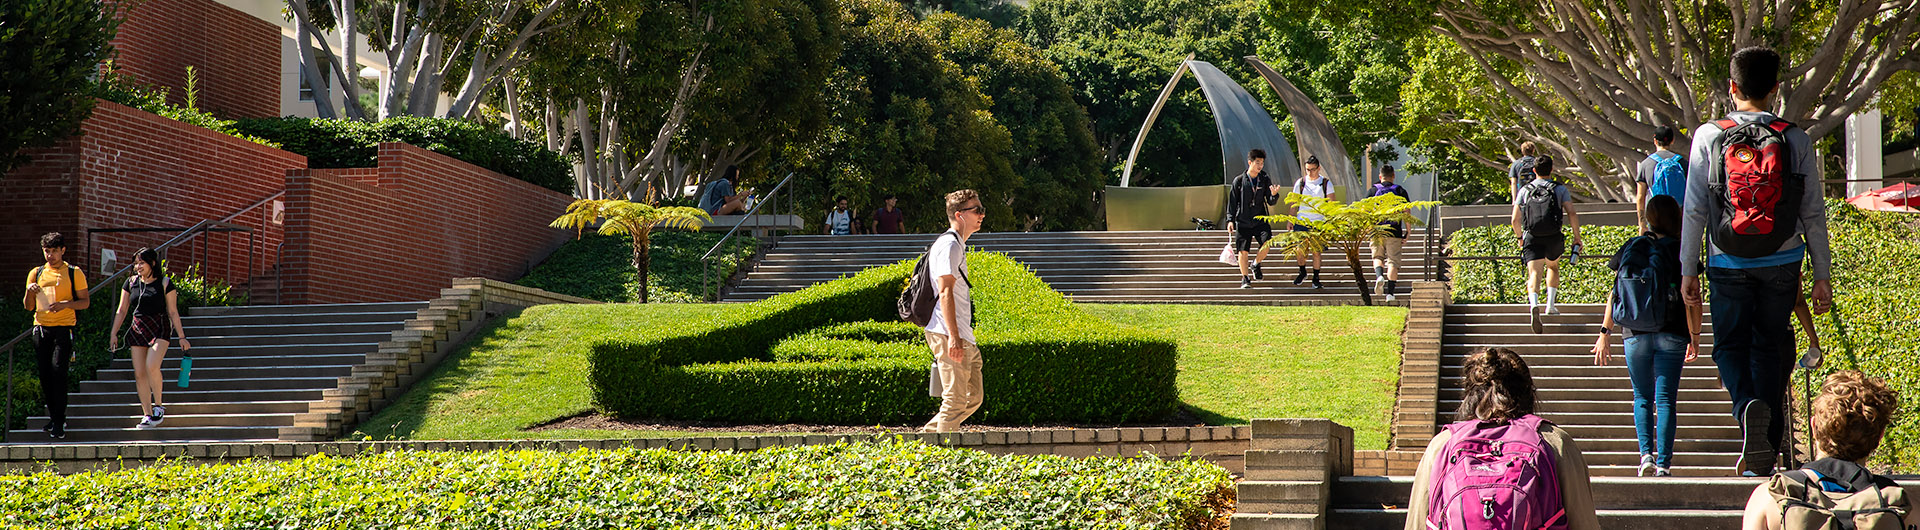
[1447,224,1637,304]
[1447,200,1920,470]
[590,252,1181,425]
[231,116,573,194]
[0,439,1233,529]
[515,232,758,303]
[92,72,279,148]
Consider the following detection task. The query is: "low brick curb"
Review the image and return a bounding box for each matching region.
[1377,281,1446,475]
[281,279,598,442]
[1,426,1250,475]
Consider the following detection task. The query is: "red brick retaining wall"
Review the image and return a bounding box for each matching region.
[107,0,281,119]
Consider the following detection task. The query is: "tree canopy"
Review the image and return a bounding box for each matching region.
[0,0,119,177]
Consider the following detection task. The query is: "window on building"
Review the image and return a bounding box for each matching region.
[300,52,332,102]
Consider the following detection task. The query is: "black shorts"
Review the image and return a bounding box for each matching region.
[1233,221,1272,252]
[1291,223,1317,232]
[130,314,174,346]
[1522,235,1566,263]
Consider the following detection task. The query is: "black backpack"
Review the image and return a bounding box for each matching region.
[898,231,967,326]
[1520,180,1564,237]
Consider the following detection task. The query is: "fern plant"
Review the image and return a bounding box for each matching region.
[1260,193,1441,305]
[550,199,710,303]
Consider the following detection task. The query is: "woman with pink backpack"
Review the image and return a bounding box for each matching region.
[1403,347,1601,530]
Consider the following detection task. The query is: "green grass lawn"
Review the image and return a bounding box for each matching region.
[361,302,1406,450]
[1081,304,1404,450]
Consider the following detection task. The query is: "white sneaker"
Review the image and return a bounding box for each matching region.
[149,405,165,427]
[1529,304,1544,334]
[135,415,154,429]
[1638,453,1656,477]
[1545,304,1561,316]
[1385,293,1397,303]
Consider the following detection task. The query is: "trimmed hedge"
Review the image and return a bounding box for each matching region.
[1447,200,1920,471]
[590,252,1181,425]
[0,439,1234,529]
[231,116,572,194]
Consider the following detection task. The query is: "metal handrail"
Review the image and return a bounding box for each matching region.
[701,172,796,301]
[4,190,280,442]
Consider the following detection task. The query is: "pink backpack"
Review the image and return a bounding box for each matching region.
[1424,415,1568,530]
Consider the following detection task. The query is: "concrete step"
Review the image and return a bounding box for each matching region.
[1446,322,1716,334]
[1442,399,1734,415]
[1437,353,1723,367]
[188,332,395,347]
[1331,475,1763,510]
[64,400,312,417]
[1329,507,1743,529]
[78,376,340,393]
[183,321,405,337]
[1228,513,1320,530]
[29,413,295,430]
[4,425,282,444]
[1441,344,1728,356]
[67,389,324,405]
[179,311,423,327]
[109,354,367,369]
[1441,332,1716,345]
[1446,303,1609,315]
[91,365,354,382]
[187,302,428,317]
[152,343,380,358]
[1438,365,1722,378]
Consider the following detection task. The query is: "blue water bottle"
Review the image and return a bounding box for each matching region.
[177,354,193,388]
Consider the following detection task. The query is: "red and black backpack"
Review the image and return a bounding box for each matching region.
[1708,116,1802,258]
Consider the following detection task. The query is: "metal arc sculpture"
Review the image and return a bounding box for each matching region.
[1244,56,1360,201]
[1120,58,1301,188]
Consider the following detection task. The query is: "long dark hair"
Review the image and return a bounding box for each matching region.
[1457,347,1536,422]
[133,247,163,278]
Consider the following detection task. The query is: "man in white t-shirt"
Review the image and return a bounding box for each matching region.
[825,196,854,235]
[1289,155,1337,289]
[922,189,986,432]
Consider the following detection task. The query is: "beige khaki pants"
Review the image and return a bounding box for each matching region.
[922,331,983,432]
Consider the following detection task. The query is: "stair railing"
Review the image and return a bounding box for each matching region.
[3,192,282,443]
[701,172,795,302]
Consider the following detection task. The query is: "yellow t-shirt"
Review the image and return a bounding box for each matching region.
[26,264,87,327]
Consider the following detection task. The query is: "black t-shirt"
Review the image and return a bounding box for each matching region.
[1227,171,1277,223]
[1609,236,1688,337]
[124,276,177,317]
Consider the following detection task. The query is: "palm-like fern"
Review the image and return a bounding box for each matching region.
[551,199,711,303]
[1259,193,1441,305]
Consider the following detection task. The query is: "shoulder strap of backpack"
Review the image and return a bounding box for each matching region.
[1714,118,1739,131]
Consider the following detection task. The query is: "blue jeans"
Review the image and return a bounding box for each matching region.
[1625,332,1687,468]
[1707,264,1800,451]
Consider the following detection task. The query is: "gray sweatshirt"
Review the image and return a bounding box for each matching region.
[1680,111,1832,280]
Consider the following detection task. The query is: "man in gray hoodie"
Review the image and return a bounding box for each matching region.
[1679,46,1833,477]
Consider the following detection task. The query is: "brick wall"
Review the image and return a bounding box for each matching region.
[2,100,304,299]
[108,0,281,119]
[280,143,574,304]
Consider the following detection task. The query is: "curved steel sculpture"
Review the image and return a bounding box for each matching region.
[1120,59,1300,188]
[1244,56,1360,201]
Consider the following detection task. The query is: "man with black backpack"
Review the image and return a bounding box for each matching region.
[909,189,985,433]
[1509,155,1583,333]
[1679,46,1834,477]
[1636,125,1687,230]
[22,232,90,439]
[1226,149,1283,289]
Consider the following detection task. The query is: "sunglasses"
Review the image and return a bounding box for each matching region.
[956,205,985,215]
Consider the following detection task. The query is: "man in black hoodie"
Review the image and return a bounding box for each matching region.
[1226,149,1282,288]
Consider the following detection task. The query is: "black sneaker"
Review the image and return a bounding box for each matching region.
[1252,263,1264,280]
[1311,272,1325,290]
[49,423,65,440]
[1740,401,1775,475]
[1240,276,1252,289]
[1292,268,1307,285]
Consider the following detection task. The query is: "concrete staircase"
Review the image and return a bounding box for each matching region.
[724,231,1440,305]
[1326,475,1761,529]
[1441,303,1758,477]
[8,301,426,443]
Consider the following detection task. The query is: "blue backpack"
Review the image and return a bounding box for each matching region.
[1647,152,1686,204]
[1609,235,1677,333]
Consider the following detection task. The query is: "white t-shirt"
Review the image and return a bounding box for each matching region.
[1294,177,1334,222]
[827,209,853,235]
[923,232,973,344]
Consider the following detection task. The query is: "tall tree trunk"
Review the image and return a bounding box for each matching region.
[633,228,651,303]
[1348,245,1372,306]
